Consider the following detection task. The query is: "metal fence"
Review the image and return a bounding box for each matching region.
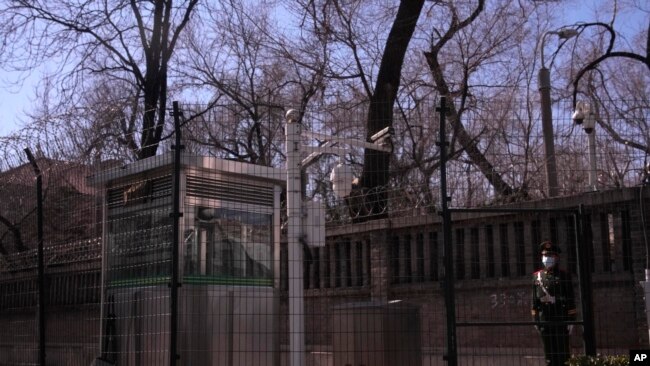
[0,97,648,366]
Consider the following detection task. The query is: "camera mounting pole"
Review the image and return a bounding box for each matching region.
[284,110,392,366]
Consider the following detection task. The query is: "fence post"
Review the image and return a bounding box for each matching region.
[285,110,306,366]
[24,148,45,366]
[436,97,457,366]
[170,101,184,366]
[575,205,596,355]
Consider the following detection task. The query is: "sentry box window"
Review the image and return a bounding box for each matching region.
[185,207,273,285]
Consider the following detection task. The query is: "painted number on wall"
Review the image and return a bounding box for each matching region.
[489,291,528,309]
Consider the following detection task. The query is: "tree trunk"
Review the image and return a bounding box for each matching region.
[356,0,425,220]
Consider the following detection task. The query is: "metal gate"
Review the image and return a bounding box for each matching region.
[437,96,596,366]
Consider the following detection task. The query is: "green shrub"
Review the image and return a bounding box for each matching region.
[566,355,629,366]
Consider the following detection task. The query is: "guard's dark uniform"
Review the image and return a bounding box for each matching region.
[531,241,577,366]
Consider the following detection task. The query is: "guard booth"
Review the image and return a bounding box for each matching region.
[90,154,284,366]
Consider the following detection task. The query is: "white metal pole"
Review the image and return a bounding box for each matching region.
[643,270,650,346]
[588,129,597,191]
[285,110,306,366]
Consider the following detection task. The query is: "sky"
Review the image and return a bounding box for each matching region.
[0,0,647,137]
[0,71,39,135]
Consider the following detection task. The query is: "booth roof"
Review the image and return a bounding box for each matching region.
[87,152,286,186]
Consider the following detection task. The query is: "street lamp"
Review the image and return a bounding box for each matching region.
[538,27,579,197]
[572,101,598,191]
[284,110,392,366]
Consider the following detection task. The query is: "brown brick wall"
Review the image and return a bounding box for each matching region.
[1,187,649,362]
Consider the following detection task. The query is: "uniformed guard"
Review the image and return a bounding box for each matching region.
[531,240,577,366]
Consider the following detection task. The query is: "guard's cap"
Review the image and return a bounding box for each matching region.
[540,240,561,255]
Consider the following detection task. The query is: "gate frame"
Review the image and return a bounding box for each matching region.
[436,97,596,366]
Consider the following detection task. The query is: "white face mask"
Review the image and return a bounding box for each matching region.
[542,255,557,268]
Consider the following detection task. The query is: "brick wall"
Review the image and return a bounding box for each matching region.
[296,187,650,351]
[2,186,649,362]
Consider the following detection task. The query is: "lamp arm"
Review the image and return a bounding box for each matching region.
[572,51,649,107]
[539,31,552,69]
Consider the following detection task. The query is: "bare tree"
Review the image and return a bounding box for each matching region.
[575,23,650,152]
[0,143,99,254]
[177,0,330,166]
[421,0,524,199]
[291,0,426,218]
[357,1,425,212]
[0,0,199,160]
[552,7,650,187]
[17,76,145,165]
[572,21,650,105]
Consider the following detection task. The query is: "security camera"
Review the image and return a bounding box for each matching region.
[571,109,585,125]
[572,101,591,126]
[370,126,394,143]
[576,102,597,134]
[583,115,595,134]
[285,109,300,123]
[330,163,354,198]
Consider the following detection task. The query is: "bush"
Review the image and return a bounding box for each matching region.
[566,355,629,366]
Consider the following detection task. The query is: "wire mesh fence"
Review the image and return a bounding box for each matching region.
[0,151,104,365]
[0,96,648,365]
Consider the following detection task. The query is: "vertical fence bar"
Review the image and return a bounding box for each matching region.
[170,101,183,366]
[285,110,306,366]
[576,205,596,355]
[24,148,45,366]
[436,97,457,366]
